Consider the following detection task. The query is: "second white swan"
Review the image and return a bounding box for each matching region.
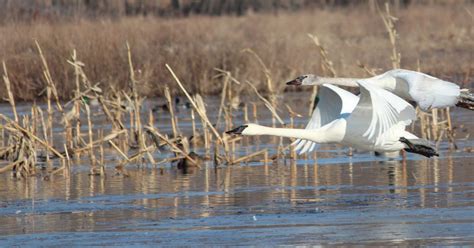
[286,69,474,111]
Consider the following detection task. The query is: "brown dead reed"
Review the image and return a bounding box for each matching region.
[0,3,472,102]
[0,2,469,179]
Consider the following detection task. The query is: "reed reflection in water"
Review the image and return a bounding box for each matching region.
[1,153,474,245]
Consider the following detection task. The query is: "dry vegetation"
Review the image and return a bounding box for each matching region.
[0,2,472,101]
[0,2,471,178]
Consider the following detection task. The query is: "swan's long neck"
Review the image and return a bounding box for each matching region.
[246,124,342,143]
[314,77,360,87]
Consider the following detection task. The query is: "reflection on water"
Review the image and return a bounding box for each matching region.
[1,93,474,245]
[1,154,474,245]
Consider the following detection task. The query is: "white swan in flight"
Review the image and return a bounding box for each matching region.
[286,69,474,111]
[227,82,438,157]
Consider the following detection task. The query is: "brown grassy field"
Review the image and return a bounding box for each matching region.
[0,2,472,101]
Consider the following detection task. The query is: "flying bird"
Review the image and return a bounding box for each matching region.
[286,69,474,111]
[227,82,438,157]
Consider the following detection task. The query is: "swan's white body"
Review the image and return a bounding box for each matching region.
[291,69,461,111]
[235,82,420,154]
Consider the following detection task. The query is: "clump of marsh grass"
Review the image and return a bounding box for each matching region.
[0,3,468,178]
[0,4,471,102]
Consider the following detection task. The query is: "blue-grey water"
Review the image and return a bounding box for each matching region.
[0,93,473,246]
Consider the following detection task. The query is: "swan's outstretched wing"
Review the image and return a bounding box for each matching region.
[387,69,460,110]
[346,81,416,147]
[293,84,358,154]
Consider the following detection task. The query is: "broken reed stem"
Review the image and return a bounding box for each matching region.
[194,94,211,152]
[307,33,336,115]
[46,84,53,149]
[63,143,71,169]
[36,41,72,150]
[244,103,249,123]
[378,2,401,69]
[241,48,275,105]
[148,109,154,127]
[128,108,135,143]
[245,81,285,126]
[203,120,209,151]
[109,140,131,162]
[98,129,105,173]
[223,105,231,131]
[445,107,457,149]
[252,103,258,124]
[74,129,126,153]
[307,34,337,77]
[0,114,64,159]
[357,60,378,76]
[191,109,197,148]
[229,138,235,162]
[141,131,156,165]
[2,61,18,122]
[164,86,179,138]
[216,71,230,128]
[0,160,22,174]
[145,126,199,167]
[1,120,4,147]
[232,149,267,164]
[126,42,144,155]
[165,64,223,144]
[37,107,50,163]
[84,104,96,168]
[35,41,65,114]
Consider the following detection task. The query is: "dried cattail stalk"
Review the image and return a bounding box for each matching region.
[124,42,146,164]
[84,104,97,168]
[145,126,200,167]
[0,114,63,159]
[241,48,276,105]
[216,71,230,128]
[166,64,223,144]
[232,149,267,165]
[191,109,197,148]
[307,33,336,115]
[378,2,401,69]
[307,34,337,77]
[252,103,258,124]
[245,81,285,126]
[2,61,18,122]
[164,86,179,138]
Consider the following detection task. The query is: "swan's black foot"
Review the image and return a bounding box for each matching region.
[399,137,439,158]
[225,125,248,135]
[456,91,474,111]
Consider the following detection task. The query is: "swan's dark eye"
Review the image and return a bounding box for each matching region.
[298,75,307,80]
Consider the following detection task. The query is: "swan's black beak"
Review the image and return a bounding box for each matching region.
[286,78,302,86]
[225,125,248,135]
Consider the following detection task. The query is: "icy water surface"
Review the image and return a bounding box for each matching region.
[1,155,474,246]
[0,93,474,246]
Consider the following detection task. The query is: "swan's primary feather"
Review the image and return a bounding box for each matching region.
[346,81,416,148]
[293,84,358,154]
[387,69,460,110]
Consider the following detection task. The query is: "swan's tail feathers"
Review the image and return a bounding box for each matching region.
[399,137,439,158]
[456,90,474,111]
[291,139,319,155]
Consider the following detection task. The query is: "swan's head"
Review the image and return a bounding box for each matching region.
[286,74,319,86]
[225,124,260,135]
